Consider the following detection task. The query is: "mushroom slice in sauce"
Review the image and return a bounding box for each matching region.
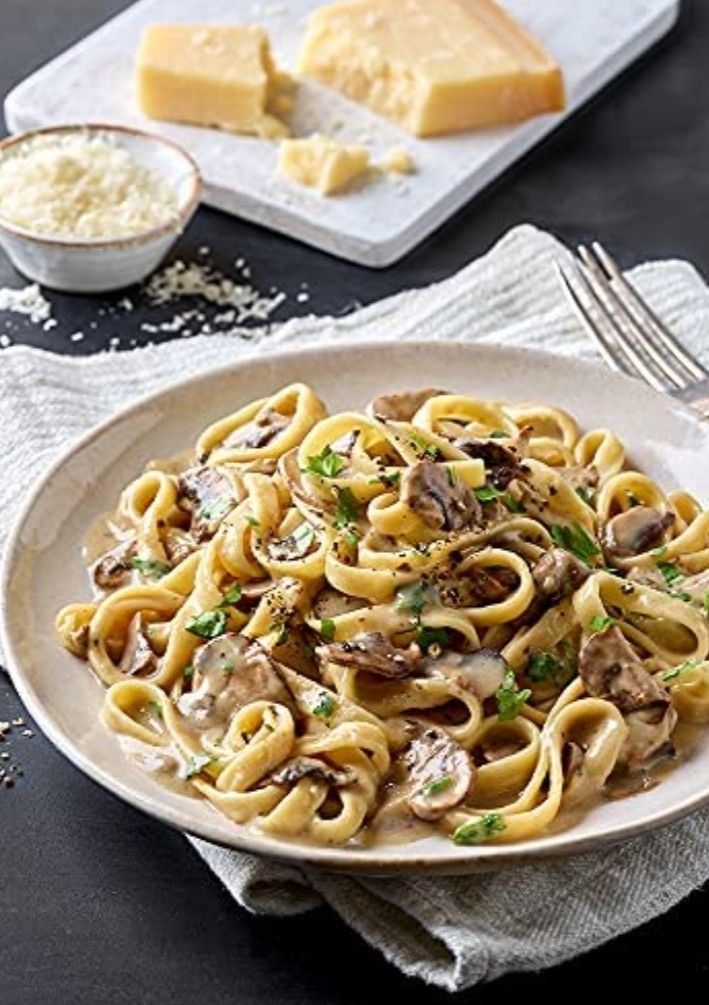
[178,465,235,542]
[367,388,446,422]
[452,437,526,489]
[178,635,293,729]
[427,649,508,700]
[223,409,291,450]
[578,626,677,770]
[401,460,482,532]
[602,506,674,561]
[162,530,197,566]
[316,631,421,679]
[91,538,136,592]
[437,566,517,607]
[532,547,590,603]
[266,523,317,562]
[404,727,477,821]
[271,757,355,788]
[118,613,158,677]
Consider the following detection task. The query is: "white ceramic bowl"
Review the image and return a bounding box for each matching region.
[2,340,708,875]
[0,124,202,293]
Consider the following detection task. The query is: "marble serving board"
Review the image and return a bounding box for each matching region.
[4,0,679,267]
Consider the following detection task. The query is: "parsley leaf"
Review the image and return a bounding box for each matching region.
[496,669,531,721]
[320,618,336,641]
[219,583,242,607]
[272,622,289,646]
[589,614,614,632]
[452,812,506,845]
[377,470,401,488]
[704,591,709,613]
[474,485,524,512]
[200,497,233,522]
[575,485,594,506]
[488,430,508,439]
[549,522,600,563]
[527,651,567,684]
[182,665,195,678]
[395,580,432,617]
[410,433,441,459]
[447,466,458,487]
[245,515,260,528]
[312,693,336,719]
[334,487,360,529]
[421,776,453,798]
[661,658,700,682]
[182,753,216,779]
[186,609,228,639]
[658,561,683,586]
[416,624,448,654]
[130,557,171,578]
[148,700,163,719]
[305,445,345,479]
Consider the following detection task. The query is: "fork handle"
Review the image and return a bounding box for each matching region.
[673,378,709,419]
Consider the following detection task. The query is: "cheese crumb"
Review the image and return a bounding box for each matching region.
[0,283,52,323]
[0,132,178,239]
[380,147,415,175]
[278,134,370,195]
[144,260,286,323]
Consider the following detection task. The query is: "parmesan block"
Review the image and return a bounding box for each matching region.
[278,135,370,195]
[297,0,565,137]
[136,23,294,138]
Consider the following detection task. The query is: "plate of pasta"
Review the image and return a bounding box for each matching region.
[3,340,709,873]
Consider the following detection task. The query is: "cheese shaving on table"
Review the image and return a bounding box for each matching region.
[0,132,178,239]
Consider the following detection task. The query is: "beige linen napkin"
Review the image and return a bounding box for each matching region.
[1,225,709,991]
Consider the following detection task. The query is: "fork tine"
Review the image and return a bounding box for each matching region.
[556,263,638,377]
[558,261,667,392]
[578,245,687,389]
[591,241,707,382]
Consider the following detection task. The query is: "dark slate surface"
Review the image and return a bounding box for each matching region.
[1,1,707,1001]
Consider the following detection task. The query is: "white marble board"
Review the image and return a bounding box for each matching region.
[4,0,680,267]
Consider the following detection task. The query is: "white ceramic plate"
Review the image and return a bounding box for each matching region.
[2,341,707,874]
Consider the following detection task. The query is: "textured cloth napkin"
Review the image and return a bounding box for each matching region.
[2,224,709,991]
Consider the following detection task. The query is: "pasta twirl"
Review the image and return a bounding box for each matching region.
[56,383,709,848]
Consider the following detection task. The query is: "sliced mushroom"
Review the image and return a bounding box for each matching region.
[602,506,674,561]
[478,735,525,764]
[427,649,508,700]
[118,613,158,677]
[579,626,677,770]
[267,524,317,562]
[437,566,517,607]
[560,465,599,495]
[532,548,590,603]
[367,388,445,422]
[562,740,585,786]
[316,631,421,679]
[223,409,290,450]
[329,429,359,458]
[278,449,335,515]
[452,437,526,489]
[91,538,136,592]
[178,465,235,542]
[401,460,482,532]
[178,635,293,729]
[162,529,197,566]
[404,727,477,821]
[271,757,354,787]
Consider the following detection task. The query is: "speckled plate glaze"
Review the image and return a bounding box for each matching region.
[2,341,708,875]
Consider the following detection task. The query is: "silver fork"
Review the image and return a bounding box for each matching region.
[556,242,709,419]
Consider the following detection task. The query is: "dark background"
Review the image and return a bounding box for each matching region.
[1,0,708,1001]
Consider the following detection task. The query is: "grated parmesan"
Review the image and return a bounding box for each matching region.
[0,132,178,239]
[0,283,52,323]
[144,260,286,322]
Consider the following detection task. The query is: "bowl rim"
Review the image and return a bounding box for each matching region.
[2,338,708,874]
[0,122,203,250]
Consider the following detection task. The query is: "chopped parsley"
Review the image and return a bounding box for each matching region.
[148,700,163,719]
[182,753,216,778]
[589,614,614,632]
[377,470,401,488]
[334,487,360,529]
[130,557,171,578]
[575,485,595,506]
[488,430,508,439]
[658,561,683,586]
[652,544,668,558]
[305,445,345,479]
[474,485,524,512]
[527,651,567,684]
[220,661,235,675]
[704,592,709,613]
[421,775,453,798]
[447,466,458,487]
[200,497,233,522]
[320,618,336,641]
[312,693,336,719]
[661,658,700,682]
[549,522,600,563]
[395,580,432,617]
[186,609,228,639]
[452,812,506,845]
[344,527,362,548]
[416,624,448,654]
[182,665,195,678]
[272,621,289,646]
[245,515,260,529]
[496,669,531,721]
[410,433,441,459]
[219,583,243,607]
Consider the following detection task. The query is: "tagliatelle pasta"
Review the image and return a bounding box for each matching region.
[56,383,709,848]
